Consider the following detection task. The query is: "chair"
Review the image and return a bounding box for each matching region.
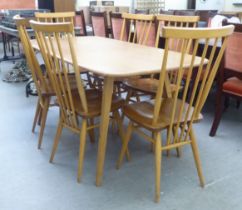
[120,13,156,47]
[30,20,125,182]
[160,9,174,15]
[124,14,200,102]
[210,20,242,136]
[35,11,75,31]
[117,25,234,202]
[14,16,77,149]
[110,12,127,40]
[174,10,197,16]
[75,10,87,36]
[90,11,109,37]
[134,9,150,15]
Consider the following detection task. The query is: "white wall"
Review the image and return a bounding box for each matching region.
[196,0,224,10]
[76,0,131,7]
[165,0,187,10]
[223,0,242,11]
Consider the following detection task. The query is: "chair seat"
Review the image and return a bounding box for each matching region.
[223,77,242,97]
[124,78,179,96]
[41,74,78,96]
[73,89,124,118]
[124,98,203,131]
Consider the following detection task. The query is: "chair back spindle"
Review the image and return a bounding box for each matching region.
[153,26,234,149]
[30,21,88,129]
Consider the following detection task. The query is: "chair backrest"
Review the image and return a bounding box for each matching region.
[160,10,174,15]
[174,10,197,16]
[134,9,150,15]
[110,12,126,40]
[222,20,242,75]
[75,10,87,36]
[153,25,234,148]
[35,12,75,35]
[90,11,109,37]
[155,14,200,49]
[121,13,156,47]
[30,21,87,129]
[14,16,50,107]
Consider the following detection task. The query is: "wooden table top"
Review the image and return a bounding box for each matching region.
[31,36,206,77]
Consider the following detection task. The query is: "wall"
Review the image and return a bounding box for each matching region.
[165,0,188,10]
[76,0,131,7]
[0,0,35,9]
[223,0,242,11]
[196,0,224,10]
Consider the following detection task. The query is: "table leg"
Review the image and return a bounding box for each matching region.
[96,76,114,186]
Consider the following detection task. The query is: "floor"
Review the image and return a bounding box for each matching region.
[0,53,242,210]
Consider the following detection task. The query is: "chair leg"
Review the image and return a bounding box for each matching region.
[116,121,133,169]
[114,111,131,161]
[88,118,95,144]
[154,132,162,203]
[189,127,205,188]
[77,119,87,183]
[209,95,224,137]
[38,106,42,126]
[37,98,50,149]
[49,119,63,163]
[32,99,41,133]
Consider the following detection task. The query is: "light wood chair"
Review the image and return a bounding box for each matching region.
[14,16,77,149]
[124,14,200,103]
[30,20,126,182]
[117,25,234,202]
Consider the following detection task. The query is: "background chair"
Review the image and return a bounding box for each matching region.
[117,25,234,202]
[134,9,150,15]
[110,12,127,40]
[75,10,87,36]
[30,20,125,182]
[210,20,242,137]
[90,11,109,37]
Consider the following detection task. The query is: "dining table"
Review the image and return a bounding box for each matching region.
[31,36,205,186]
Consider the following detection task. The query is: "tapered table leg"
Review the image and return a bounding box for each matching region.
[96,76,114,186]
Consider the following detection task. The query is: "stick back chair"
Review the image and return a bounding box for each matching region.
[210,20,242,136]
[124,14,200,103]
[121,13,156,47]
[15,16,76,149]
[35,12,75,34]
[117,25,234,202]
[30,20,125,182]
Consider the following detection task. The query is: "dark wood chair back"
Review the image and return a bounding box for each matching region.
[90,11,109,37]
[75,10,87,36]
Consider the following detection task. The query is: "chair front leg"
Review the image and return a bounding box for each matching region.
[116,121,133,169]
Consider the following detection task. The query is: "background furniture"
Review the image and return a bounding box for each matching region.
[210,20,242,137]
[90,11,109,37]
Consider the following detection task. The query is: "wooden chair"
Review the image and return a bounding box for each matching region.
[110,12,127,40]
[117,25,234,202]
[30,20,126,182]
[14,16,77,149]
[75,10,87,36]
[35,12,75,33]
[134,9,150,15]
[124,14,200,102]
[90,11,109,37]
[120,13,156,47]
[210,20,242,137]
